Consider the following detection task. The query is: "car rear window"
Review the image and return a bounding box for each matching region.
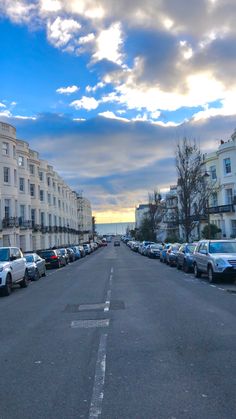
[38,250,54,257]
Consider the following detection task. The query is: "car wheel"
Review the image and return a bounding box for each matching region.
[34,269,40,281]
[1,274,12,296]
[20,270,29,288]
[194,263,201,278]
[177,261,181,270]
[183,261,189,273]
[42,268,46,277]
[208,266,217,283]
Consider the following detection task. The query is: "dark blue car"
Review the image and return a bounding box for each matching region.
[176,243,197,272]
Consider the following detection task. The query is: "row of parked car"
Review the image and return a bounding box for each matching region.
[123,237,236,284]
[0,241,103,297]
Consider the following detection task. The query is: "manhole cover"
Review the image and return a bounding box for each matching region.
[64,303,106,312]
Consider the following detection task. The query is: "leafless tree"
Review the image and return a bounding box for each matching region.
[176,138,214,242]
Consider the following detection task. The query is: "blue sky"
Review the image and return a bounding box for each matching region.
[1,0,236,222]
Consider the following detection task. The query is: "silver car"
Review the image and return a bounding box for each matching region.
[24,253,46,280]
[193,240,236,283]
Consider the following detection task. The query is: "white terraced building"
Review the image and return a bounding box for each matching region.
[0,121,92,251]
[203,132,236,239]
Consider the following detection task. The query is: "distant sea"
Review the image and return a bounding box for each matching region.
[96,222,135,236]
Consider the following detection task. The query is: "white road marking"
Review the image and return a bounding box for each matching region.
[104,290,111,312]
[89,333,108,418]
[71,319,109,328]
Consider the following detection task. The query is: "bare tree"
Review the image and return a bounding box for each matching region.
[176,138,213,242]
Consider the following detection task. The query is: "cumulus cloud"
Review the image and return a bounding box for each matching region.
[70,96,99,110]
[56,85,79,94]
[47,16,81,49]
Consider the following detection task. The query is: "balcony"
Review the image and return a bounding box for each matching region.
[19,219,32,230]
[208,204,235,214]
[2,217,19,228]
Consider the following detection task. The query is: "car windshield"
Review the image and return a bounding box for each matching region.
[209,241,236,253]
[25,255,34,262]
[0,248,10,261]
[186,245,196,253]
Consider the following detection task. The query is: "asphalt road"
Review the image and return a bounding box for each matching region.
[0,243,236,419]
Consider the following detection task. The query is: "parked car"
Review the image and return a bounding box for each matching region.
[0,247,29,296]
[24,253,46,280]
[193,240,236,283]
[146,244,162,258]
[37,249,66,269]
[78,245,86,257]
[83,243,92,254]
[59,248,69,264]
[66,247,76,262]
[176,243,197,272]
[71,246,81,260]
[159,243,171,263]
[114,239,120,246]
[166,244,181,266]
[139,241,156,255]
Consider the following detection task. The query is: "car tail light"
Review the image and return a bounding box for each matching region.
[50,255,58,259]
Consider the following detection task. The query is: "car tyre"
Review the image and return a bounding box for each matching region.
[1,274,12,296]
[177,260,181,270]
[194,263,201,278]
[183,261,190,273]
[42,268,46,277]
[208,266,217,283]
[20,270,29,288]
[34,269,40,281]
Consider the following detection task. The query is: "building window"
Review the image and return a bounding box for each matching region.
[30,184,35,197]
[40,190,44,201]
[4,199,10,219]
[210,165,217,180]
[48,193,51,205]
[18,156,24,167]
[13,145,16,157]
[231,220,236,237]
[29,164,35,175]
[2,142,9,155]
[58,199,61,209]
[225,188,233,204]
[19,205,25,222]
[3,167,10,183]
[40,212,45,227]
[39,171,43,181]
[47,177,51,186]
[31,209,36,226]
[19,177,25,192]
[53,196,56,206]
[223,158,231,175]
[210,192,218,207]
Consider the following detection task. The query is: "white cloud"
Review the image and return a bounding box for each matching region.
[56,85,79,94]
[47,16,81,48]
[0,0,37,23]
[98,111,129,122]
[0,102,6,108]
[40,0,62,13]
[78,33,95,44]
[93,22,124,65]
[70,96,99,110]
[86,82,105,92]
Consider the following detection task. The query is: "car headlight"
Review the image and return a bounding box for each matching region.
[215,258,228,267]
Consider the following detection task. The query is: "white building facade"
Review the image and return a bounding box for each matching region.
[135,204,149,228]
[204,133,236,239]
[77,194,93,243]
[0,121,92,251]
